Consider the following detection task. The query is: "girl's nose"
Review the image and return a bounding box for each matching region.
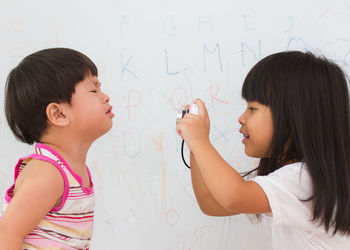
[238,114,245,125]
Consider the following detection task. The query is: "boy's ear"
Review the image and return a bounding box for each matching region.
[46,102,70,126]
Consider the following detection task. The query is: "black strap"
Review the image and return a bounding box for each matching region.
[181,140,190,169]
[180,108,191,169]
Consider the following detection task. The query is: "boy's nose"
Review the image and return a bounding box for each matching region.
[104,93,110,103]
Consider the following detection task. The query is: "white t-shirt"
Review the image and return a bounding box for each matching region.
[250,162,350,250]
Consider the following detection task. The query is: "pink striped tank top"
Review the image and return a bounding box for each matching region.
[1,143,95,249]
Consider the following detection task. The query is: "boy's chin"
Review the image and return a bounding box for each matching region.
[102,125,112,135]
[93,123,114,141]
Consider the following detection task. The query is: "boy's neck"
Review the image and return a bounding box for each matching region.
[39,135,92,170]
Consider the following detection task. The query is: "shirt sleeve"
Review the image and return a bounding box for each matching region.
[250,163,314,229]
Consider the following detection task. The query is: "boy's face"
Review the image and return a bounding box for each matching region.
[238,101,273,158]
[67,74,114,141]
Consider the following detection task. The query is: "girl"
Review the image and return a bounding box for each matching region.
[0,48,114,249]
[176,51,350,249]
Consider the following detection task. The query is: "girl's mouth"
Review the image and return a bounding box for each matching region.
[242,133,249,143]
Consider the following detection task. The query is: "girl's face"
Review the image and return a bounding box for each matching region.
[238,101,274,158]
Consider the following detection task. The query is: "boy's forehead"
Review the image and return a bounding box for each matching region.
[74,76,100,91]
[91,78,100,86]
[80,75,100,86]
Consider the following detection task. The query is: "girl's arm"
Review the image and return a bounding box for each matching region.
[192,141,270,214]
[190,151,238,216]
[0,159,64,249]
[177,99,271,215]
[184,103,234,215]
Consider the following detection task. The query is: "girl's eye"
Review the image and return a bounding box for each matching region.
[248,107,256,111]
[91,90,98,93]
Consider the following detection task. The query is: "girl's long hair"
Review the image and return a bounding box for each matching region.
[242,51,350,235]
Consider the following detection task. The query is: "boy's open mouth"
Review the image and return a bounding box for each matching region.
[106,106,113,114]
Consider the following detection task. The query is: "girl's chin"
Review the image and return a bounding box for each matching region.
[244,148,267,159]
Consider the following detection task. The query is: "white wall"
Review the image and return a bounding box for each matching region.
[1,0,350,249]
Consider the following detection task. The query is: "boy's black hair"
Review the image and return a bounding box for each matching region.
[242,50,350,235]
[5,47,98,144]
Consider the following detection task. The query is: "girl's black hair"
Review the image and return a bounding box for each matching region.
[5,47,98,144]
[242,51,350,235]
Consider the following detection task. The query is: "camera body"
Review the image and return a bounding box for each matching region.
[176,104,198,169]
[176,104,198,123]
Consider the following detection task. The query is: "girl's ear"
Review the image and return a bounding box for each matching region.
[46,102,70,127]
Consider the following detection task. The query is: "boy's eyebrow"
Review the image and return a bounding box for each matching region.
[91,79,101,87]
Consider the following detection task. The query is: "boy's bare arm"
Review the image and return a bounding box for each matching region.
[0,160,64,249]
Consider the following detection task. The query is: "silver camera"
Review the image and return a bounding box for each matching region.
[176,104,198,123]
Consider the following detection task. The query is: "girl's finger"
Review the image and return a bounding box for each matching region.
[175,124,184,139]
[193,98,208,117]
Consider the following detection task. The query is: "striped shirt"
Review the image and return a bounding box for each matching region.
[1,143,95,249]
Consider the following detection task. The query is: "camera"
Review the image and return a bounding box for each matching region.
[176,104,198,123]
[176,104,198,169]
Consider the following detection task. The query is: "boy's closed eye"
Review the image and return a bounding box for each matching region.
[90,85,101,93]
[90,79,101,93]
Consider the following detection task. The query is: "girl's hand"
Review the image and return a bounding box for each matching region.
[176,98,210,151]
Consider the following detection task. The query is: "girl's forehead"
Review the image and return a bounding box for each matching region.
[247,100,264,106]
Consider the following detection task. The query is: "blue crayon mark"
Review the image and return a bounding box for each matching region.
[242,14,256,32]
[164,49,191,75]
[121,54,139,82]
[284,16,294,33]
[198,16,213,32]
[336,39,350,65]
[203,43,223,72]
[122,132,142,158]
[120,15,128,36]
[164,49,180,75]
[162,15,177,36]
[241,40,262,67]
[286,37,307,51]
[212,126,229,143]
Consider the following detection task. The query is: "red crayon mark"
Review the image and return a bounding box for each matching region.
[167,224,214,250]
[183,184,196,202]
[150,133,167,215]
[8,21,29,50]
[123,90,141,120]
[45,21,61,45]
[189,225,214,250]
[169,86,188,112]
[319,3,335,19]
[207,84,229,107]
[345,0,350,10]
[165,208,179,226]
[96,60,105,77]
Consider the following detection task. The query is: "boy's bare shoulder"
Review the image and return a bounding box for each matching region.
[21,158,63,179]
[14,158,64,197]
